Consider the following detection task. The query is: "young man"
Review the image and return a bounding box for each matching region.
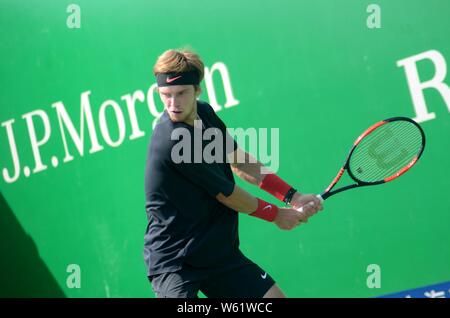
[143,49,323,298]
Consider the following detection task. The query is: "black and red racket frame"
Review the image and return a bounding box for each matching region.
[320,117,426,201]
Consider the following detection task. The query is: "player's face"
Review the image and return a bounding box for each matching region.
[158,85,200,124]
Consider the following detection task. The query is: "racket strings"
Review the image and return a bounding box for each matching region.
[352,132,420,180]
[349,121,423,182]
[359,128,419,166]
[351,123,421,181]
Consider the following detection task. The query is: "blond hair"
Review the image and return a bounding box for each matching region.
[153,48,204,84]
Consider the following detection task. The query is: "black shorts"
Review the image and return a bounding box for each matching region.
[148,262,275,298]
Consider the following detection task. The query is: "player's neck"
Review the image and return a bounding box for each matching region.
[183,102,198,126]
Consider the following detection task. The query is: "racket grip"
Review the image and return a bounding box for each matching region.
[317,194,324,202]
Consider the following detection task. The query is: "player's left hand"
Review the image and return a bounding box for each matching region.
[290,192,323,217]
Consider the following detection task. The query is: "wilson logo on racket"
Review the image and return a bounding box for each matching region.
[317,117,425,202]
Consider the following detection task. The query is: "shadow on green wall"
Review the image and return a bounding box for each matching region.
[0,192,65,297]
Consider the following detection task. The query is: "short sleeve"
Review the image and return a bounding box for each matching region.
[224,129,238,154]
[171,160,235,197]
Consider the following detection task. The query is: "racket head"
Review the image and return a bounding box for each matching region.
[345,117,425,185]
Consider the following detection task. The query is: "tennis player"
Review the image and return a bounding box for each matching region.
[143,49,323,298]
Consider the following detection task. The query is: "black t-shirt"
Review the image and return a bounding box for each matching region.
[143,101,249,277]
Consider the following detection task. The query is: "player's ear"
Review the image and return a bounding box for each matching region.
[195,85,202,97]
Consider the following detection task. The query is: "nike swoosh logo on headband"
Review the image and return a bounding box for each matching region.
[166,75,182,83]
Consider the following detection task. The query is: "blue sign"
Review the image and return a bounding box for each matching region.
[379,281,450,298]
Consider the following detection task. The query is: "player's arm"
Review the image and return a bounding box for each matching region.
[228,147,323,211]
[216,183,257,213]
[216,184,314,230]
[228,147,265,185]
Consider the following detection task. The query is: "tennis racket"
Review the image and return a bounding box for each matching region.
[300,116,425,210]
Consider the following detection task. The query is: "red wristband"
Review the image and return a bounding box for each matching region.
[249,198,279,222]
[258,174,292,202]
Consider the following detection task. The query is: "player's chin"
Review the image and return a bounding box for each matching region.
[169,113,185,122]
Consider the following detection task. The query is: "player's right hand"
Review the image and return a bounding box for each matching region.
[274,207,313,230]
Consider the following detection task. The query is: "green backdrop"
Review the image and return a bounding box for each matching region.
[1,0,449,297]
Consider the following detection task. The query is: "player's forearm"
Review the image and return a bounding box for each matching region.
[230,150,265,185]
[217,185,281,223]
[230,148,298,204]
[216,185,258,214]
[231,163,264,185]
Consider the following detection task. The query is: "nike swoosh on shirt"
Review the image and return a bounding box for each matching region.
[262,205,272,211]
[261,272,267,279]
[166,75,182,83]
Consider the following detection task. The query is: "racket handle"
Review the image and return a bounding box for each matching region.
[317,194,324,202]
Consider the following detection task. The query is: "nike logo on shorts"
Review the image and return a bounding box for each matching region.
[261,272,267,279]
